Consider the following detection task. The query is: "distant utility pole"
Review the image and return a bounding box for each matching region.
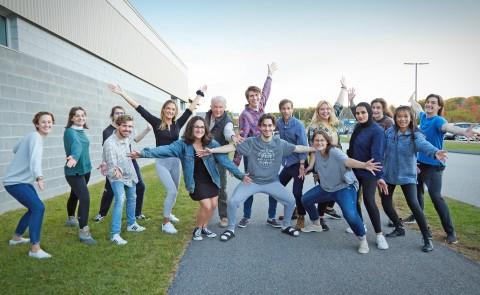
[404,62,429,101]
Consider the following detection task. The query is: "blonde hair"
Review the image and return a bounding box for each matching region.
[159,100,178,130]
[308,100,339,130]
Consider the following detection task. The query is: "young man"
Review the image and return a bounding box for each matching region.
[232,62,278,228]
[205,96,241,228]
[202,114,316,242]
[410,93,479,244]
[94,106,151,223]
[103,114,146,245]
[270,99,308,229]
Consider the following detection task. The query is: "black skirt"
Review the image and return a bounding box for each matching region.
[190,154,219,201]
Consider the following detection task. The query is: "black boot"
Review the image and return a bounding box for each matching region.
[386,225,405,237]
[422,238,434,252]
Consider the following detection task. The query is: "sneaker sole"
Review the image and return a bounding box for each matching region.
[237,224,248,228]
[325,213,341,220]
[266,223,282,228]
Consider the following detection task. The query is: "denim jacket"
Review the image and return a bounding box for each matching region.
[141,139,245,193]
[383,127,438,185]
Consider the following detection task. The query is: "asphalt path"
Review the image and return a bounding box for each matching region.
[442,152,480,207]
[169,167,480,295]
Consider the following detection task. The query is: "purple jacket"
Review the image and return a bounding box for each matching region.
[233,76,272,165]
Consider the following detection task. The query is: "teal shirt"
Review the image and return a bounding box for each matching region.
[63,128,92,176]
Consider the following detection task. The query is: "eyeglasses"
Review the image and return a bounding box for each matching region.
[193,125,205,129]
[114,112,125,115]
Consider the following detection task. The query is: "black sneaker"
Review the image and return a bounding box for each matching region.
[386,227,405,237]
[403,214,415,224]
[201,228,217,238]
[325,208,342,220]
[266,218,282,228]
[320,218,329,231]
[446,232,458,244]
[422,238,434,252]
[136,214,150,221]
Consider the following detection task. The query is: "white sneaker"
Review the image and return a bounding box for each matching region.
[376,234,389,250]
[9,237,30,245]
[162,222,178,234]
[29,249,52,259]
[358,237,369,254]
[127,222,146,232]
[169,214,180,223]
[346,224,367,234]
[111,234,128,245]
[301,224,323,233]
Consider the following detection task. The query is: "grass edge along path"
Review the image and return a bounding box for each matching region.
[391,191,480,262]
[0,164,197,295]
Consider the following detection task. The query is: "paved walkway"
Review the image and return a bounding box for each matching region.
[169,173,480,295]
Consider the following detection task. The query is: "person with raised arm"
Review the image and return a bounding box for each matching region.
[3,112,55,259]
[130,116,250,241]
[380,106,448,252]
[409,93,479,244]
[93,106,151,223]
[108,84,201,234]
[300,130,383,254]
[232,63,279,229]
[200,114,316,242]
[347,89,394,131]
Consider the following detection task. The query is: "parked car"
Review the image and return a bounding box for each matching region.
[338,119,356,135]
[443,122,474,140]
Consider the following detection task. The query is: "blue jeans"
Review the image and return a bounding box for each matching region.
[302,184,365,236]
[242,157,277,219]
[5,184,45,244]
[110,181,136,237]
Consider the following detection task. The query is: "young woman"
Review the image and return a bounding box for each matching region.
[130,116,250,241]
[3,112,55,259]
[370,98,394,130]
[108,84,201,234]
[347,102,389,250]
[94,106,151,222]
[381,106,448,252]
[300,130,382,254]
[63,106,96,245]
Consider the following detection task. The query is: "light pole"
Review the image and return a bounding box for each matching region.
[404,62,429,101]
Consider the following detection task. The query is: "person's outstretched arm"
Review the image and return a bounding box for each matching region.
[409,92,423,116]
[187,85,206,113]
[134,125,152,143]
[259,62,278,112]
[108,84,140,108]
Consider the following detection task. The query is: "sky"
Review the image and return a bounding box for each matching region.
[130,0,480,114]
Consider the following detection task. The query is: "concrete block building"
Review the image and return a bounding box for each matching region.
[0,0,188,213]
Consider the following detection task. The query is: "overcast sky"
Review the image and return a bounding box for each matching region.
[130,0,480,113]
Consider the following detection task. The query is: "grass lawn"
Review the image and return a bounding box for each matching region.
[444,141,480,153]
[391,190,480,261]
[0,164,198,294]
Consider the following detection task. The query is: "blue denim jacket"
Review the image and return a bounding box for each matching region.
[141,139,244,193]
[383,127,438,185]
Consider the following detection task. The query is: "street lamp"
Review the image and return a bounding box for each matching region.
[404,62,429,101]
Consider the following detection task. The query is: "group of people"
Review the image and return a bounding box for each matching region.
[4,63,479,259]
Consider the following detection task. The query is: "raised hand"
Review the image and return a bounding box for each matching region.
[128,150,141,159]
[66,156,77,168]
[348,87,356,104]
[199,85,207,93]
[435,150,448,162]
[340,76,347,89]
[108,84,124,96]
[408,91,416,102]
[196,148,212,158]
[377,179,389,195]
[268,62,278,76]
[242,173,252,184]
[363,158,382,175]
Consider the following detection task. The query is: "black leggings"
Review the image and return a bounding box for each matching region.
[381,183,430,239]
[66,173,90,229]
[356,177,382,233]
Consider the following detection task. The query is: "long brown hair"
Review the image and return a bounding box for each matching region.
[312,129,337,156]
[393,105,418,146]
[371,98,393,118]
[159,100,178,130]
[182,116,212,146]
[309,100,339,129]
[65,106,88,129]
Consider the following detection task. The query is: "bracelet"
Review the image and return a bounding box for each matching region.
[341,86,347,90]
[196,90,205,97]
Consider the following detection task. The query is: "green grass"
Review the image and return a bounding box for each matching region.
[392,191,480,261]
[0,164,197,294]
[444,141,480,153]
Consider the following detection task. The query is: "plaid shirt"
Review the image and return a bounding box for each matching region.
[103,132,138,187]
[233,76,272,165]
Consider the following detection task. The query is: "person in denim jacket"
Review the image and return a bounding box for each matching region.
[131,116,250,241]
[380,106,447,252]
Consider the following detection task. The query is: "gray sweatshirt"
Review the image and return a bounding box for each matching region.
[3,132,44,186]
